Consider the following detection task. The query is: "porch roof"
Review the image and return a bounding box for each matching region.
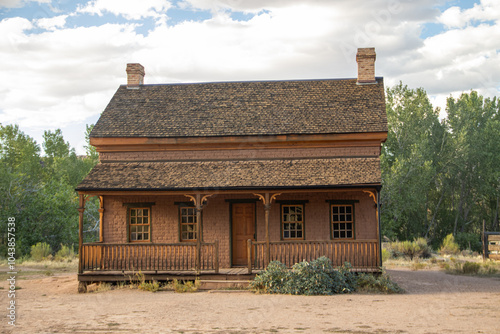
[76,157,381,192]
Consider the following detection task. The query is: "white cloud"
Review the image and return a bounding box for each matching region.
[0,0,49,9]
[77,0,172,20]
[438,0,500,28]
[1,0,500,153]
[36,14,68,31]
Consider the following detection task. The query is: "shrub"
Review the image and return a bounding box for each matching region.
[30,242,52,262]
[286,258,353,295]
[250,261,290,294]
[462,261,481,275]
[170,279,200,293]
[381,248,390,262]
[389,238,432,260]
[139,280,160,292]
[439,234,460,255]
[55,244,75,261]
[455,232,482,253]
[251,257,403,295]
[356,272,404,294]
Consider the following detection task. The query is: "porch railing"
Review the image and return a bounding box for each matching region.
[248,239,379,272]
[80,241,219,273]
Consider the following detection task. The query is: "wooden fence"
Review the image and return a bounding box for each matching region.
[80,241,219,273]
[248,239,379,272]
[483,232,500,260]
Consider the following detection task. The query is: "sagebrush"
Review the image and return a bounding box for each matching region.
[250,257,403,295]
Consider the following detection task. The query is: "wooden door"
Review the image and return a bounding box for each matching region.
[232,203,255,266]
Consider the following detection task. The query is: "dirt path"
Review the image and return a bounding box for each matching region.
[1,269,499,334]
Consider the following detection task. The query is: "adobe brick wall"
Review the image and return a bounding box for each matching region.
[102,191,377,268]
[99,146,379,162]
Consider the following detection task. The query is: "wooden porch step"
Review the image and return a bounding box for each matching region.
[198,280,251,290]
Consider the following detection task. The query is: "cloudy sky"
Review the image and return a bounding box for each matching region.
[1,0,499,154]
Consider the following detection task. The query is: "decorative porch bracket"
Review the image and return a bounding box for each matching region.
[253,192,281,267]
[185,194,212,273]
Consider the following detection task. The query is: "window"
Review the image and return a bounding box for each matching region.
[129,208,150,241]
[180,206,197,241]
[331,204,354,239]
[282,204,304,240]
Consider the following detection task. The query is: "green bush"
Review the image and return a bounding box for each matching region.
[139,280,160,292]
[381,248,390,262]
[251,257,402,295]
[455,232,482,252]
[286,258,353,295]
[388,238,432,260]
[55,244,75,261]
[250,260,290,294]
[30,242,53,261]
[439,234,460,255]
[462,261,481,274]
[170,279,200,293]
[356,272,404,294]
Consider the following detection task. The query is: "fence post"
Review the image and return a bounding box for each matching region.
[247,239,253,274]
[214,240,219,274]
[482,219,486,261]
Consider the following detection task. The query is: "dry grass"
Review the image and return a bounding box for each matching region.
[383,254,500,276]
[0,257,78,281]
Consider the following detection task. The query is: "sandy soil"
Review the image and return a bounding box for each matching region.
[1,269,499,334]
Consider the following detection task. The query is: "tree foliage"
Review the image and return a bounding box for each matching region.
[0,124,98,256]
[382,84,499,248]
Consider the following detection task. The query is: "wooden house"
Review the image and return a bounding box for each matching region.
[76,48,387,291]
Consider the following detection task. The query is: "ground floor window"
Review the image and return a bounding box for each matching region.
[331,204,354,239]
[282,204,304,240]
[180,206,197,241]
[129,208,150,241]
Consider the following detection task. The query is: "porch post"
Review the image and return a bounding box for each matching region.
[185,194,212,274]
[254,192,280,267]
[78,194,86,275]
[264,193,271,266]
[98,196,104,242]
[377,189,382,267]
[196,194,202,273]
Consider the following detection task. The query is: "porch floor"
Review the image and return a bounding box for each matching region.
[78,267,259,283]
[78,266,381,284]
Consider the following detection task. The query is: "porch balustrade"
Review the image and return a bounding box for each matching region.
[79,239,379,275]
[247,239,380,273]
[79,241,219,273]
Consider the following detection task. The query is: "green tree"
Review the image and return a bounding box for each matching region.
[446,92,499,234]
[1,124,99,255]
[43,129,71,158]
[381,83,448,242]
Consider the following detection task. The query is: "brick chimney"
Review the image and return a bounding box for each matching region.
[356,48,376,84]
[126,63,145,88]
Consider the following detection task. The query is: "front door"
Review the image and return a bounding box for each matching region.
[232,203,255,266]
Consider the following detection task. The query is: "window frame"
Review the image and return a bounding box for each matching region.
[279,202,306,241]
[123,202,155,243]
[178,204,198,242]
[327,200,358,240]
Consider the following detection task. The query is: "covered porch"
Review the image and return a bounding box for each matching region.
[77,188,382,291]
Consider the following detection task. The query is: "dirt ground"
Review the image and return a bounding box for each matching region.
[1,268,499,334]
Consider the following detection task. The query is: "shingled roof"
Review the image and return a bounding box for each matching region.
[76,157,381,191]
[90,78,387,138]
